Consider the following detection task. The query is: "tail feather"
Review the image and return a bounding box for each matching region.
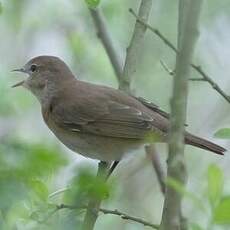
[185,134,226,155]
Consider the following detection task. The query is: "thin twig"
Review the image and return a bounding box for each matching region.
[145,145,166,194]
[99,208,159,229]
[48,187,70,198]
[120,0,153,93]
[191,64,230,102]
[129,8,230,104]
[89,8,123,80]
[129,8,177,53]
[160,60,204,81]
[56,204,159,229]
[160,60,175,76]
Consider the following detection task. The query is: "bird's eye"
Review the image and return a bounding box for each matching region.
[30,64,37,72]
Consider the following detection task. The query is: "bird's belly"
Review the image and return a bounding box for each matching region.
[50,127,143,161]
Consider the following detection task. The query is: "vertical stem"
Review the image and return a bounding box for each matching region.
[160,0,203,230]
[82,161,108,230]
[120,0,153,93]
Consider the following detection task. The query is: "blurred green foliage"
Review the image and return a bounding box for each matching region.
[190,223,204,230]
[63,167,112,206]
[168,164,230,229]
[0,139,113,229]
[215,128,230,139]
[5,0,26,30]
[0,2,2,15]
[0,0,229,229]
[207,164,223,208]
[213,196,230,224]
[0,139,68,229]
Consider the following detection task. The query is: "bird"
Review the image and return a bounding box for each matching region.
[12,55,226,162]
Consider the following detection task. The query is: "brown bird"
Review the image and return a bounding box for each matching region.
[12,56,226,161]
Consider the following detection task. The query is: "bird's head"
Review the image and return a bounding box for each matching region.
[12,55,74,102]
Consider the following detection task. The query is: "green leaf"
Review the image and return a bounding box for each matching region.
[207,164,223,207]
[166,177,205,211]
[77,170,110,200]
[30,180,49,202]
[214,128,230,139]
[30,203,57,223]
[213,196,230,224]
[85,0,100,8]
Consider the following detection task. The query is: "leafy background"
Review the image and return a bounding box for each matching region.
[0,0,230,229]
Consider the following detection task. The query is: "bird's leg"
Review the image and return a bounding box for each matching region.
[106,161,119,180]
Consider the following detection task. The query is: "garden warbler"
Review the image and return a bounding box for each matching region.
[12,56,226,161]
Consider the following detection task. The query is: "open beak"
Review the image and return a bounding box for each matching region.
[11,68,26,73]
[11,68,27,88]
[12,80,25,88]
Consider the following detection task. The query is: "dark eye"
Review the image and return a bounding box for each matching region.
[30,64,37,72]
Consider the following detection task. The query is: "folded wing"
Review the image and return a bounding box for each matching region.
[52,99,164,139]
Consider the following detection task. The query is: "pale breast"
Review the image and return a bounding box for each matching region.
[42,106,143,161]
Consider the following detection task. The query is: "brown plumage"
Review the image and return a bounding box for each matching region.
[13,56,226,161]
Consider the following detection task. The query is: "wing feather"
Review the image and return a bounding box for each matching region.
[52,99,163,139]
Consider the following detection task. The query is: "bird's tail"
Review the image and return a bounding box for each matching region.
[185,133,226,155]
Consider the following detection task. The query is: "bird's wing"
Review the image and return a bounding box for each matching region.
[134,96,170,119]
[51,98,165,139]
[135,96,188,127]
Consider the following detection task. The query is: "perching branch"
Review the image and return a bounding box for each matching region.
[82,161,109,230]
[86,2,158,230]
[129,8,230,104]
[160,1,203,230]
[89,5,163,194]
[56,204,159,229]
